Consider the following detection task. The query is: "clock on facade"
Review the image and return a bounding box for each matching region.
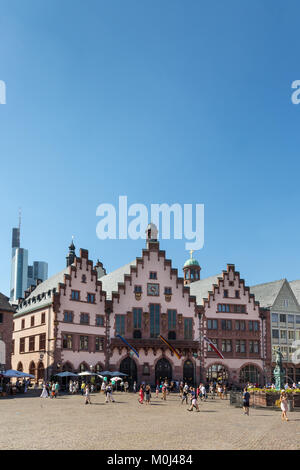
[147,283,159,296]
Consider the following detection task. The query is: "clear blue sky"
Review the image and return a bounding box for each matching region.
[1,0,300,296]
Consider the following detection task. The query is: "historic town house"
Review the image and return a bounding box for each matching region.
[11,225,272,386]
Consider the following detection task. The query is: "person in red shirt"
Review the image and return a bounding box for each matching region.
[139,386,144,404]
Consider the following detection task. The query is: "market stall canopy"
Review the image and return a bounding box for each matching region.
[100,371,113,376]
[111,371,128,377]
[3,370,35,378]
[77,371,99,376]
[56,371,78,377]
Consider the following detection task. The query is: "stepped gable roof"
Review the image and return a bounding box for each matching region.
[15,267,70,316]
[98,261,137,300]
[249,279,286,308]
[0,292,15,312]
[188,274,222,304]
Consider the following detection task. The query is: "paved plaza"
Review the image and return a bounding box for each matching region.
[1,391,299,450]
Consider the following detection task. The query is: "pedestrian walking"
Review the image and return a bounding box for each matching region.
[124,381,129,393]
[200,383,206,401]
[280,391,289,422]
[54,381,59,398]
[85,385,91,404]
[105,382,115,403]
[243,387,250,415]
[133,381,137,393]
[187,387,200,412]
[81,382,85,396]
[155,384,159,398]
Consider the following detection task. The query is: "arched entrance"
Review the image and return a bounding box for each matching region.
[29,361,36,378]
[155,358,172,385]
[120,356,137,387]
[206,364,229,383]
[62,362,73,372]
[183,360,194,385]
[37,362,45,381]
[239,364,261,385]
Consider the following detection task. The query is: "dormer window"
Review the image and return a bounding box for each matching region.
[164,287,172,295]
[82,275,87,283]
[134,285,142,293]
[149,272,157,280]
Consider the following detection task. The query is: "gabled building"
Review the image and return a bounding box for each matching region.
[101,227,200,385]
[250,279,300,384]
[12,244,107,381]
[189,264,270,386]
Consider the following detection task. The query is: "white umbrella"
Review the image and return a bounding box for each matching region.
[112,377,122,382]
[78,371,99,376]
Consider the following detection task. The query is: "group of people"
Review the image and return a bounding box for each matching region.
[40,381,60,398]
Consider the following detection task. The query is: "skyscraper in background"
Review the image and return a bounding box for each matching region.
[27,261,48,288]
[10,248,28,302]
[10,214,48,302]
[11,227,20,257]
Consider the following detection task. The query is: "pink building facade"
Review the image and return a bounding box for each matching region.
[190,264,270,386]
[11,230,271,387]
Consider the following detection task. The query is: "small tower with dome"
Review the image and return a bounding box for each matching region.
[183,250,201,285]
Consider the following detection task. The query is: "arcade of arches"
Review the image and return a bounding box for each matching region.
[206,363,262,385]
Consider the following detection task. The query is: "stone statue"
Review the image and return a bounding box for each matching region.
[272,346,284,390]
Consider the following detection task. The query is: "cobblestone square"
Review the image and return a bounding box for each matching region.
[1,391,299,450]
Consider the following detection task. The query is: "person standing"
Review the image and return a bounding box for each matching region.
[51,382,56,399]
[40,382,48,398]
[155,384,159,398]
[81,382,85,396]
[201,383,207,401]
[179,382,183,399]
[133,381,137,393]
[85,384,91,405]
[280,391,289,422]
[181,383,189,404]
[161,384,167,401]
[124,381,129,393]
[145,385,151,405]
[101,381,106,394]
[243,387,250,415]
[138,385,144,404]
